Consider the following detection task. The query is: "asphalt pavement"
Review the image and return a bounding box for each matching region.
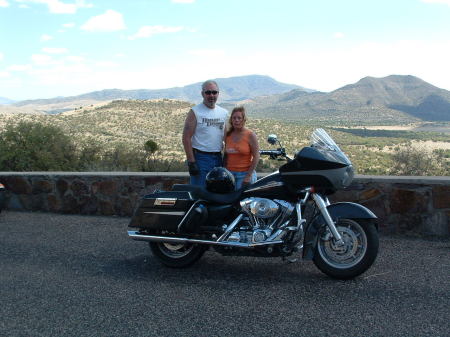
[0,210,449,337]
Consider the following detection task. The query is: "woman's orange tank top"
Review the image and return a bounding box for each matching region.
[225,129,253,172]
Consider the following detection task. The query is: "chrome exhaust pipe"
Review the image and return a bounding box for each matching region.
[128,230,283,248]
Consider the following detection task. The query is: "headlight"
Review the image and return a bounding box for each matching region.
[341,165,354,187]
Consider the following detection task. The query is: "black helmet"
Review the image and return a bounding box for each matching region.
[205,167,235,193]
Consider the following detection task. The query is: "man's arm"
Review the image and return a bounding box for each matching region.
[182,109,196,162]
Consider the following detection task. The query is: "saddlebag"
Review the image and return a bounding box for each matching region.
[129,191,206,232]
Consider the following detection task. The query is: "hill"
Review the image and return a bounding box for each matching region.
[0,105,43,115]
[4,74,450,124]
[1,99,449,175]
[244,75,450,124]
[10,75,304,114]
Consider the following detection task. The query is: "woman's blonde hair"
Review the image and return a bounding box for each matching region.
[227,106,247,136]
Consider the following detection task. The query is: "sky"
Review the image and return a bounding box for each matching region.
[1,0,450,101]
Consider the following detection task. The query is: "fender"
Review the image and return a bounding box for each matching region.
[302,202,378,260]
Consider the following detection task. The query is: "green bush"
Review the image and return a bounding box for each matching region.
[0,121,78,171]
[389,144,448,176]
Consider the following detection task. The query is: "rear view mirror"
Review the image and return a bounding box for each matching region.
[267,134,278,145]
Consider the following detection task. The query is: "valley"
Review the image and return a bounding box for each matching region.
[1,74,450,175]
[1,99,449,175]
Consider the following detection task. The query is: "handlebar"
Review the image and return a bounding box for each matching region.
[259,150,282,156]
[259,148,291,161]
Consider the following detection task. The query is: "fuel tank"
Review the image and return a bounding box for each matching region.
[241,171,294,199]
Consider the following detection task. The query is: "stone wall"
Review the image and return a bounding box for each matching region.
[0,172,449,237]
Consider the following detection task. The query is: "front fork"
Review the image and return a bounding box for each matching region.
[311,193,344,246]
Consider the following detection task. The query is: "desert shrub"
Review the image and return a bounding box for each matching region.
[96,144,148,171]
[389,144,447,176]
[77,143,104,171]
[0,121,78,171]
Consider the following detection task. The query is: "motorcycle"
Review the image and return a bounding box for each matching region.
[128,128,379,279]
[0,182,5,213]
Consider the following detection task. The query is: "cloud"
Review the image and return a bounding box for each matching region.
[62,22,75,28]
[66,55,84,62]
[128,25,184,40]
[0,0,9,8]
[42,47,68,54]
[31,53,55,66]
[81,9,126,32]
[40,34,53,41]
[0,52,3,61]
[421,0,450,5]
[7,64,32,71]
[171,0,195,3]
[15,0,93,14]
[187,49,225,57]
[95,60,118,68]
[333,32,345,39]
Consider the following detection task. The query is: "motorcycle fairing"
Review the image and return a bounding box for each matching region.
[281,147,348,172]
[280,166,353,192]
[277,147,354,192]
[302,202,378,259]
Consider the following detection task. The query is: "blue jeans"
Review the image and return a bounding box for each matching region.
[229,170,257,190]
[190,152,223,187]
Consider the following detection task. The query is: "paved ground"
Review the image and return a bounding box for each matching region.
[0,211,449,337]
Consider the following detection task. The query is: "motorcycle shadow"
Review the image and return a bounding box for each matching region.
[108,250,326,285]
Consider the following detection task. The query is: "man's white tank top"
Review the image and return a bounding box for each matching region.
[191,103,228,152]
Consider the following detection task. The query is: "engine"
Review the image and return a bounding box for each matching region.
[227,198,295,243]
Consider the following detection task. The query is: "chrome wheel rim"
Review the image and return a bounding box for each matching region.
[318,220,367,269]
[158,242,194,259]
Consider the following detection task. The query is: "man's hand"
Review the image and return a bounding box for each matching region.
[188,161,200,176]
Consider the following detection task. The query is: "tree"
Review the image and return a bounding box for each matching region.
[144,139,159,170]
[0,121,78,171]
[144,139,158,155]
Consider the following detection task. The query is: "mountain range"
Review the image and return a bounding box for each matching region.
[241,75,450,123]
[7,75,305,114]
[1,74,450,123]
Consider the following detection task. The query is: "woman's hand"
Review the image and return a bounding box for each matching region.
[243,173,252,185]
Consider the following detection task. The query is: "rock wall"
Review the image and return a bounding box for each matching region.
[0,172,449,237]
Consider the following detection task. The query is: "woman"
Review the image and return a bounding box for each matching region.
[224,106,260,189]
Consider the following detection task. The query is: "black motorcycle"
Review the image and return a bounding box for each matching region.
[128,128,379,279]
[0,182,5,213]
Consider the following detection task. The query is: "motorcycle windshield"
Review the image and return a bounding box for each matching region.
[310,128,351,165]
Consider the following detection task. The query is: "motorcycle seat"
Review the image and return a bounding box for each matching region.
[171,184,243,204]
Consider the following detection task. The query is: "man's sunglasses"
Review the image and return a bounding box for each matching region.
[204,90,219,95]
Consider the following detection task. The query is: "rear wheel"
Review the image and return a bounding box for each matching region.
[313,219,379,279]
[149,242,207,268]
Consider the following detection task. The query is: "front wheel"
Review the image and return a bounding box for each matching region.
[149,242,207,268]
[313,219,379,279]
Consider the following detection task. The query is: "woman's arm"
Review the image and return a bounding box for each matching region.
[243,131,260,183]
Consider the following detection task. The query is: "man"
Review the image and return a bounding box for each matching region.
[182,80,228,186]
